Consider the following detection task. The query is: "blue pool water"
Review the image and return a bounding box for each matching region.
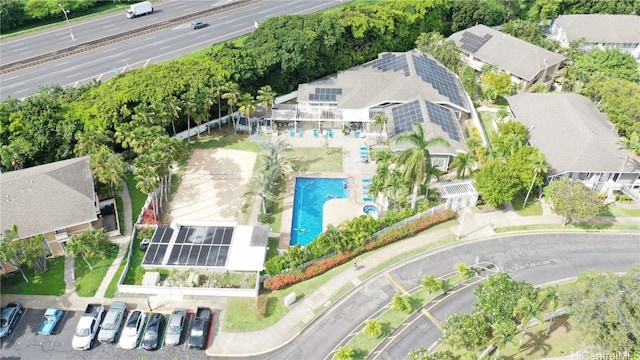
[290,177,349,246]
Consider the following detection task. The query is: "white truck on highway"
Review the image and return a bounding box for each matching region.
[126,1,154,19]
[72,304,104,351]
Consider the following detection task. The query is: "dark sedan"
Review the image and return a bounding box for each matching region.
[142,313,165,351]
[187,307,211,350]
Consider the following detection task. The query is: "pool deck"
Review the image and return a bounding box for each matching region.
[278,130,379,250]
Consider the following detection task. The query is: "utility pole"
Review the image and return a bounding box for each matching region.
[58,4,76,46]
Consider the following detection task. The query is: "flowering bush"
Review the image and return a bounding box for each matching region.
[263,210,456,290]
[140,209,161,225]
[256,295,268,318]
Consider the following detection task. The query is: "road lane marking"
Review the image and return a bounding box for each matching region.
[421,309,442,330]
[385,273,408,295]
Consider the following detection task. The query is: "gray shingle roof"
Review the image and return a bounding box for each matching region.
[506,93,639,175]
[449,24,566,81]
[1,156,98,239]
[297,50,470,112]
[554,14,640,44]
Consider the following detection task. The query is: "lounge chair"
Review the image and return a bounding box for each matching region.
[313,128,318,137]
[289,128,295,137]
[363,197,373,202]
[362,178,371,183]
[328,129,333,138]
[298,129,303,137]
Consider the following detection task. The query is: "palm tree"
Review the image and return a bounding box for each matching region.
[222,82,241,133]
[450,151,476,179]
[423,163,442,200]
[363,319,383,338]
[165,96,182,135]
[540,286,560,336]
[66,229,111,271]
[371,113,388,146]
[491,321,519,359]
[617,132,640,171]
[181,91,198,142]
[22,235,49,274]
[395,122,450,209]
[513,297,545,348]
[522,150,548,207]
[211,76,229,130]
[246,172,275,215]
[203,86,216,134]
[385,169,405,209]
[316,224,344,254]
[90,145,125,197]
[333,346,353,360]
[257,85,277,118]
[454,263,475,279]
[0,225,29,282]
[238,93,257,133]
[391,294,412,313]
[465,135,482,157]
[421,274,439,294]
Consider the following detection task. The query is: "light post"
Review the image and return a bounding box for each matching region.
[58,4,76,46]
[456,206,468,240]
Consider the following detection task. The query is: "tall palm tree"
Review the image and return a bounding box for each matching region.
[465,135,482,157]
[181,91,198,142]
[363,319,383,338]
[222,82,241,133]
[203,86,216,134]
[395,122,450,209]
[165,96,182,135]
[617,132,640,171]
[0,225,29,282]
[513,297,545,348]
[238,93,257,132]
[540,286,560,336]
[371,113,388,146]
[90,145,125,196]
[523,150,548,207]
[491,320,519,359]
[246,172,275,215]
[423,163,442,200]
[211,76,229,130]
[450,151,476,179]
[257,85,277,119]
[385,169,405,209]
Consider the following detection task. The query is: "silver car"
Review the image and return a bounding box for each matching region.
[164,308,187,346]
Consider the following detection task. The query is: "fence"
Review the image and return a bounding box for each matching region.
[118,273,261,298]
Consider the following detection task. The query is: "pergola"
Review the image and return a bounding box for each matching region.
[437,180,478,211]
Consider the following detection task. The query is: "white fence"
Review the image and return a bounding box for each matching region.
[118,278,260,298]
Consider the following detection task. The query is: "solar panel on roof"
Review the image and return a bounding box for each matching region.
[459,32,492,53]
[412,53,465,108]
[391,100,423,136]
[142,225,233,267]
[309,87,342,102]
[425,101,461,141]
[362,53,410,76]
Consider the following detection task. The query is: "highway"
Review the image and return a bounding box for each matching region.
[0,0,344,100]
[256,232,640,360]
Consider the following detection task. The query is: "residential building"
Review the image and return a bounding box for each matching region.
[272,50,476,170]
[1,156,100,263]
[506,93,640,199]
[549,14,640,58]
[449,24,566,90]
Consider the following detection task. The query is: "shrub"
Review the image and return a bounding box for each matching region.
[262,210,455,290]
[256,295,268,318]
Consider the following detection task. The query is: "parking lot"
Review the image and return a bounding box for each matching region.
[0,307,218,359]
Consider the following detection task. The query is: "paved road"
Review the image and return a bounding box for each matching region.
[256,232,639,360]
[0,0,230,64]
[0,0,344,100]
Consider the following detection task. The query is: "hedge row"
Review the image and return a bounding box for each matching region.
[263,209,456,290]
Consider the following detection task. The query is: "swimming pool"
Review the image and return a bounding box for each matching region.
[290,177,349,246]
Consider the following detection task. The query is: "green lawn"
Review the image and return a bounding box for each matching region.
[478,111,498,140]
[495,223,640,233]
[511,195,543,216]
[286,147,343,172]
[115,196,125,235]
[104,250,128,298]
[266,237,280,260]
[188,127,260,152]
[1,257,66,296]
[74,243,120,297]
[124,171,148,227]
[123,227,155,285]
[601,203,640,217]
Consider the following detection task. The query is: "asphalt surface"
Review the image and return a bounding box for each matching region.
[254,232,639,360]
[0,0,345,100]
[1,233,638,359]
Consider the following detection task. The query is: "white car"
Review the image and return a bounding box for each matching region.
[118,310,146,349]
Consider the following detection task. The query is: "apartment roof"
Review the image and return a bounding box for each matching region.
[554,14,640,44]
[297,50,471,113]
[449,24,566,81]
[506,93,639,175]
[1,156,98,239]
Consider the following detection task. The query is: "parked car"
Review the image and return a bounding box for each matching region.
[72,304,104,350]
[192,21,208,30]
[118,310,146,349]
[164,308,186,346]
[0,302,23,338]
[187,307,211,349]
[98,301,127,343]
[142,313,165,351]
[38,308,64,335]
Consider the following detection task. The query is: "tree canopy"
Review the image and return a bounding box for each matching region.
[544,178,604,225]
